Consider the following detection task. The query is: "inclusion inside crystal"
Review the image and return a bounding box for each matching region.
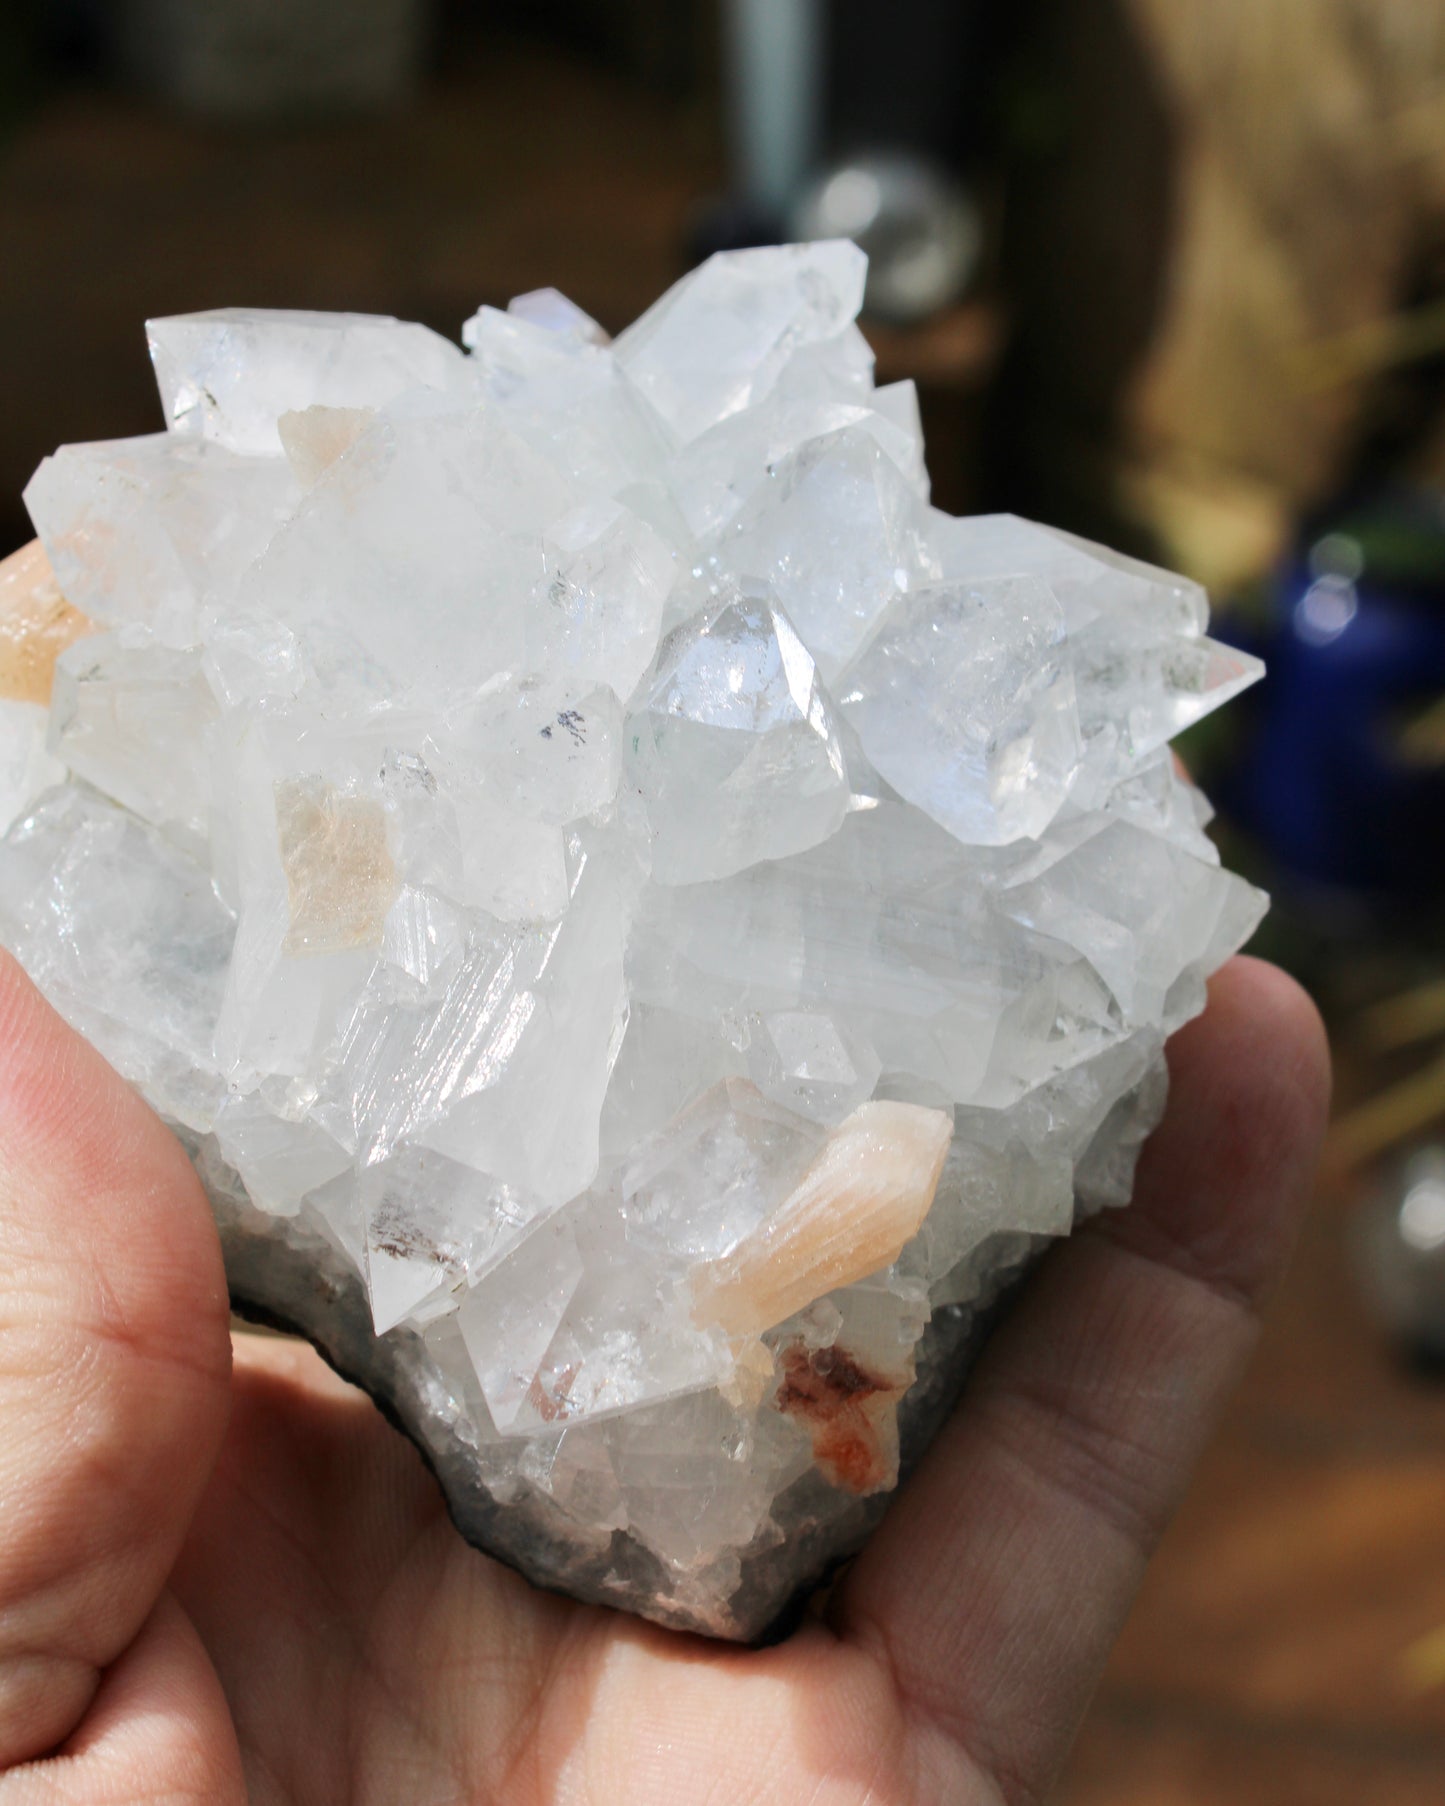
[0,247,1265,1638]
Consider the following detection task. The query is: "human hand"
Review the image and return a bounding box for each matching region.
[0,950,1327,1804]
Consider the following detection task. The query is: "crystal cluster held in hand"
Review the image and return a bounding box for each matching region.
[0,244,1266,1638]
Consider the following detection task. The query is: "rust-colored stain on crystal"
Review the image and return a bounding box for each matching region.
[276,777,397,957]
[0,539,96,705]
[526,1363,580,1424]
[774,1341,908,1496]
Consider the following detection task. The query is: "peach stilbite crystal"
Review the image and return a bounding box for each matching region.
[692,1101,953,1337]
[0,541,94,707]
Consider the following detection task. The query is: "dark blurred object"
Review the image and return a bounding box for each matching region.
[462,0,705,92]
[24,0,106,72]
[113,0,434,118]
[1358,1144,1445,1370]
[684,2,1002,505]
[1222,485,1445,906]
[722,0,821,230]
[828,0,988,166]
[695,0,823,252]
[791,152,981,324]
[985,0,1445,594]
[700,0,990,311]
[0,8,34,144]
[0,35,723,555]
[1328,972,1445,1181]
[792,0,991,322]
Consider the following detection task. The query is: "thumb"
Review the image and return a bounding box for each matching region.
[0,952,232,1764]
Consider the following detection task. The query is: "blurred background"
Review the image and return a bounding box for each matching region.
[2,3,1444,1797]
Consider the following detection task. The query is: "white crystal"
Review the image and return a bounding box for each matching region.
[453,676,623,828]
[615,241,868,444]
[224,405,576,704]
[0,786,233,1128]
[598,1002,748,1160]
[25,435,299,646]
[627,584,850,883]
[458,1214,586,1428]
[837,574,1084,846]
[743,1007,882,1125]
[213,1085,351,1219]
[531,498,676,704]
[0,701,64,838]
[722,422,939,681]
[0,246,1267,1631]
[622,1080,827,1264]
[604,1391,810,1576]
[929,512,1207,633]
[506,287,610,345]
[626,802,1038,1103]
[1071,619,1263,764]
[360,1146,541,1336]
[1000,817,1258,1026]
[49,635,217,852]
[668,394,925,544]
[148,308,472,455]
[465,306,669,500]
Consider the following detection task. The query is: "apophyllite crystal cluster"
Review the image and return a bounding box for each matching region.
[0,243,1265,1638]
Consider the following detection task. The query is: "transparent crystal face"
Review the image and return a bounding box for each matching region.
[0,243,1265,1625]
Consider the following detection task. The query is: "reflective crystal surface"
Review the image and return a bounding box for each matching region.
[0,244,1265,1639]
[148,309,472,454]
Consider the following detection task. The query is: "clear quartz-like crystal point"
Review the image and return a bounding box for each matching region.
[1000,816,1266,1028]
[148,309,472,455]
[743,1007,883,1125]
[1071,620,1263,767]
[230,406,577,702]
[926,512,1263,797]
[530,498,676,704]
[505,287,610,345]
[464,305,670,500]
[0,251,1270,1640]
[0,700,64,838]
[721,422,938,683]
[838,574,1085,846]
[668,390,925,544]
[627,584,850,883]
[621,1079,828,1265]
[0,786,234,1131]
[48,634,218,852]
[458,1212,586,1428]
[25,435,299,646]
[614,240,868,444]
